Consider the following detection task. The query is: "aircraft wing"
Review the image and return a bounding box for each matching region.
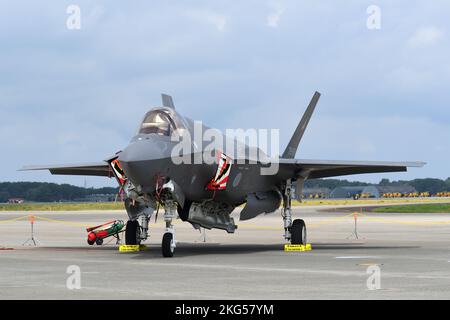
[19,162,111,177]
[277,159,426,180]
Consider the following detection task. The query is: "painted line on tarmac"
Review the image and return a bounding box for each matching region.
[335,256,380,259]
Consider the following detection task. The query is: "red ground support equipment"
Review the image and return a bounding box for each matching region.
[86,220,125,245]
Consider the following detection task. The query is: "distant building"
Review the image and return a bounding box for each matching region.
[8,198,24,204]
[363,185,417,198]
[330,186,366,199]
[301,188,331,199]
[330,185,418,199]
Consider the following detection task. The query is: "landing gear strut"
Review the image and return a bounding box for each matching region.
[282,179,307,245]
[125,213,151,245]
[124,196,153,246]
[162,201,177,257]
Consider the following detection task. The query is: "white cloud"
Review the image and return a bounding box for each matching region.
[267,1,285,28]
[207,13,227,32]
[408,26,444,47]
[385,66,433,91]
[83,5,105,29]
[186,10,227,32]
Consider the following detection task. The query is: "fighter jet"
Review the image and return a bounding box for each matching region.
[21,92,424,257]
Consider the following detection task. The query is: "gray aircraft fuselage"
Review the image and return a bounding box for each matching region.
[118,106,280,207]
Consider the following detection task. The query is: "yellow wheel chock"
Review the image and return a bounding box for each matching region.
[119,244,147,252]
[284,243,312,252]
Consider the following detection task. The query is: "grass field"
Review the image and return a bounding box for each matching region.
[373,203,450,213]
[294,197,450,207]
[0,202,124,211]
[0,197,449,212]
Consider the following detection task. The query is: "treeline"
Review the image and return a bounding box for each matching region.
[0,182,119,203]
[378,178,450,195]
[1,178,449,203]
[305,178,450,195]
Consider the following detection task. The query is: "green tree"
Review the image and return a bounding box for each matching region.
[0,182,118,202]
[0,191,10,202]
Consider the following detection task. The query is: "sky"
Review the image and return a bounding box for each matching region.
[1,1,449,188]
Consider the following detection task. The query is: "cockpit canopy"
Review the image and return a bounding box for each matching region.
[137,107,188,137]
[139,110,174,136]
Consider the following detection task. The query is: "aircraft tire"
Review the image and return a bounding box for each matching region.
[95,238,103,246]
[87,239,95,245]
[125,220,139,245]
[162,233,174,257]
[291,219,306,245]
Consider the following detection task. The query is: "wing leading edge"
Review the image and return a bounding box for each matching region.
[277,159,426,180]
[19,162,111,177]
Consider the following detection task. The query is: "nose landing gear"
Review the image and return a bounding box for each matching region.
[282,179,307,245]
[162,201,177,257]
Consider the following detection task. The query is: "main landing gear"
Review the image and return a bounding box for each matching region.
[282,179,307,245]
[125,220,141,245]
[125,215,150,245]
[124,198,178,257]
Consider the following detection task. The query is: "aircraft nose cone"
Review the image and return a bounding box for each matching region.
[117,143,137,164]
[118,137,174,186]
[119,137,169,163]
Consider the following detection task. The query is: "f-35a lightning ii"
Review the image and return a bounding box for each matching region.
[21,92,424,257]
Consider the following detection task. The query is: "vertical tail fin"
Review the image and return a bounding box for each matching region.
[161,93,175,109]
[281,91,321,159]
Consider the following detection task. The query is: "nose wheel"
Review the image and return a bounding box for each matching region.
[290,219,307,245]
[162,232,175,257]
[162,201,177,257]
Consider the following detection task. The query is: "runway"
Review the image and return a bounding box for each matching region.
[1,207,450,299]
